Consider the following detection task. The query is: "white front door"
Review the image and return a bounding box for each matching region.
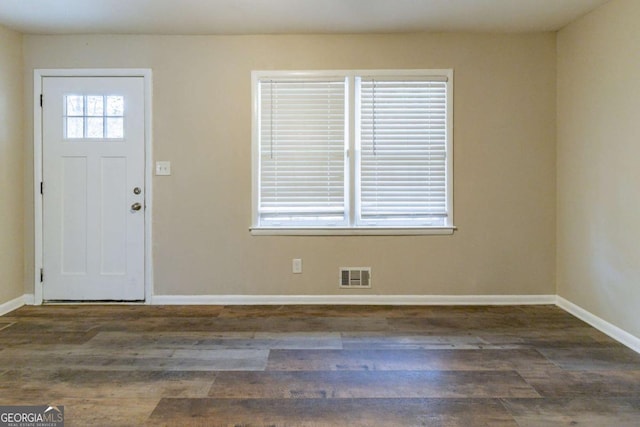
[42,76,146,301]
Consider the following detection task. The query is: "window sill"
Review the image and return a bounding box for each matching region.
[250,226,457,236]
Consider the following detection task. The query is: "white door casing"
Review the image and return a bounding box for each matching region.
[41,75,147,301]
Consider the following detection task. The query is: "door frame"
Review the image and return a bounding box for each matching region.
[33,69,153,305]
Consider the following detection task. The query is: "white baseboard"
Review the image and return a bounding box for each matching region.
[0,295,27,316]
[24,294,35,305]
[151,294,557,306]
[557,296,640,354]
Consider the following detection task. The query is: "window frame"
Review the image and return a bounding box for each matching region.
[251,69,455,236]
[64,94,126,141]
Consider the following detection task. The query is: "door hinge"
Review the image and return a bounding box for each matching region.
[40,94,43,107]
[40,268,44,283]
[40,182,44,195]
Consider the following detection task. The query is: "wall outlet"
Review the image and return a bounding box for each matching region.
[292,258,302,274]
[155,161,171,176]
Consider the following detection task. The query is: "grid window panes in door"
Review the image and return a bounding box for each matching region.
[65,95,124,139]
[252,70,454,234]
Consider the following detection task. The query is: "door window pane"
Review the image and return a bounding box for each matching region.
[66,95,84,116]
[107,96,124,116]
[106,118,124,138]
[87,118,104,138]
[87,96,104,116]
[66,117,84,138]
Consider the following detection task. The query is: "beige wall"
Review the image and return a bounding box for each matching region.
[23,33,556,297]
[0,24,24,306]
[558,0,640,337]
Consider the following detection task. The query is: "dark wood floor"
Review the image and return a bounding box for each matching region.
[1,304,640,426]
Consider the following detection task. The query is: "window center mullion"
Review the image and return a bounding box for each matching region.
[347,75,356,227]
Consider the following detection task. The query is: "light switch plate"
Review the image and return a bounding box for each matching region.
[156,161,171,176]
[292,258,302,274]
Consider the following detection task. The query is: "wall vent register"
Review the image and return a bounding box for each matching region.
[340,267,372,288]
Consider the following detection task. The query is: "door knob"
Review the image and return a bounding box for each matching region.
[131,202,142,211]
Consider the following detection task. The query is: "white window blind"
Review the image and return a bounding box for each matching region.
[357,78,448,226]
[258,78,347,226]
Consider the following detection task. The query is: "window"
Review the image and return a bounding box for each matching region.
[252,70,454,235]
[65,95,124,140]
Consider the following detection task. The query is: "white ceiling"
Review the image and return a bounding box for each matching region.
[0,0,610,35]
